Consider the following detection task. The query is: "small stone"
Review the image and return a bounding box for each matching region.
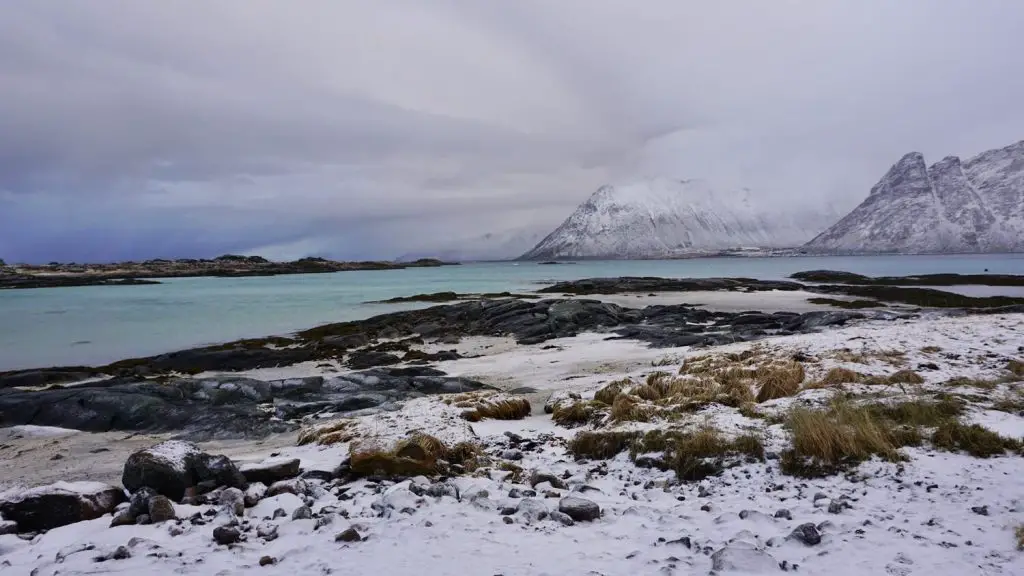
[970,505,989,516]
[698,486,711,498]
[272,508,288,519]
[259,556,277,566]
[700,504,712,512]
[666,536,691,548]
[502,516,514,525]
[219,487,246,516]
[501,449,524,461]
[135,514,151,525]
[109,510,136,528]
[213,526,241,545]
[315,515,334,530]
[558,497,600,522]
[774,509,792,520]
[813,492,829,502]
[256,523,279,541]
[549,511,574,526]
[828,501,846,514]
[789,523,822,546]
[335,527,361,542]
[111,546,131,560]
[148,495,177,523]
[128,487,158,519]
[529,472,568,490]
[244,483,268,508]
[504,431,524,443]
[508,488,523,499]
[292,506,312,520]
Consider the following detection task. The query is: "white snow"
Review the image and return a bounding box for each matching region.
[2,312,1023,575]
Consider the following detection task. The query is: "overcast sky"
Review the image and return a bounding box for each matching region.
[2,0,1024,263]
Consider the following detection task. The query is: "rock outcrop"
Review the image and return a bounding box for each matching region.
[807,140,1024,253]
[0,481,126,532]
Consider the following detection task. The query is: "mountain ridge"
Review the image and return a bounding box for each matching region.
[806,139,1024,253]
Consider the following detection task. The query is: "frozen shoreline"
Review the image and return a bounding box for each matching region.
[1,311,1023,575]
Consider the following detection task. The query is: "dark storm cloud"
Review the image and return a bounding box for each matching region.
[2,1,1024,262]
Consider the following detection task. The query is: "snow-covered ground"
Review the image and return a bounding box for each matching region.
[2,313,1023,575]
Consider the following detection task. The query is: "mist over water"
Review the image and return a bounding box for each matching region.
[2,254,1022,371]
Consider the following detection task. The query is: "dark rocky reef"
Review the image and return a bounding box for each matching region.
[368,291,539,304]
[537,277,803,295]
[0,367,492,440]
[811,284,1024,309]
[0,256,455,290]
[792,270,1024,287]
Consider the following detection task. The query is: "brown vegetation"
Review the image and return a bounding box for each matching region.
[349,433,486,478]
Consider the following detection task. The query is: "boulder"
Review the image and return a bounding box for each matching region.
[557,496,600,522]
[147,495,176,523]
[240,457,301,485]
[0,481,126,531]
[122,440,247,501]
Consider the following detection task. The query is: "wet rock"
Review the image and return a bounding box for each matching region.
[241,458,301,485]
[558,496,600,522]
[0,481,126,532]
[122,441,247,501]
[148,495,177,523]
[335,527,362,542]
[789,523,822,546]
[213,526,241,545]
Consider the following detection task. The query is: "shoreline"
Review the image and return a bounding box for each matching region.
[0,310,1021,575]
[0,256,454,290]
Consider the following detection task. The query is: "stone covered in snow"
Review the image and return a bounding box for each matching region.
[0,481,126,532]
[122,440,247,501]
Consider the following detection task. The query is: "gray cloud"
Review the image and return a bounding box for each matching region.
[2,0,1024,262]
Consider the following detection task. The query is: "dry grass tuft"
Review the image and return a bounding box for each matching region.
[552,400,606,427]
[568,431,642,460]
[888,369,925,385]
[1007,359,1024,378]
[780,403,908,477]
[755,361,805,402]
[816,367,864,387]
[349,433,487,479]
[297,418,356,446]
[460,397,532,421]
[1016,525,1024,551]
[610,394,654,422]
[496,461,525,483]
[920,346,943,354]
[594,379,629,405]
[930,421,1020,458]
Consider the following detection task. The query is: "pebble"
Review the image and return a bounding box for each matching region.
[213,526,241,546]
[335,527,362,542]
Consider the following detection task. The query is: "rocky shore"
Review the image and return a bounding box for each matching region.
[1,272,1023,574]
[0,255,453,290]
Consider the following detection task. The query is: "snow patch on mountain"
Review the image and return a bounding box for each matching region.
[806,140,1024,253]
[520,178,841,260]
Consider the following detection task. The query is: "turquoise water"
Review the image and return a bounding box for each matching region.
[2,254,1022,371]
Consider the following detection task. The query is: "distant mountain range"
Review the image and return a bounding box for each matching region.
[518,178,842,260]
[397,226,551,263]
[806,140,1024,253]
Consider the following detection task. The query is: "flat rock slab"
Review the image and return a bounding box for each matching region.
[0,481,126,532]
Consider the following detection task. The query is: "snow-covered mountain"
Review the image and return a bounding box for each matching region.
[806,140,1024,253]
[519,178,841,260]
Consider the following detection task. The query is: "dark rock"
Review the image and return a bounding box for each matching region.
[257,523,279,541]
[0,481,126,532]
[128,487,158,519]
[135,514,151,525]
[558,496,600,522]
[241,458,301,485]
[789,523,822,546]
[530,472,568,490]
[148,495,176,523]
[94,546,131,562]
[347,351,401,370]
[260,556,277,566]
[292,506,312,520]
[774,509,792,520]
[109,510,135,527]
[971,505,989,516]
[335,527,362,542]
[537,277,803,295]
[121,441,247,501]
[515,498,549,523]
[213,526,241,545]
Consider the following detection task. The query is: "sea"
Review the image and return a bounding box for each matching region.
[2,254,1023,372]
